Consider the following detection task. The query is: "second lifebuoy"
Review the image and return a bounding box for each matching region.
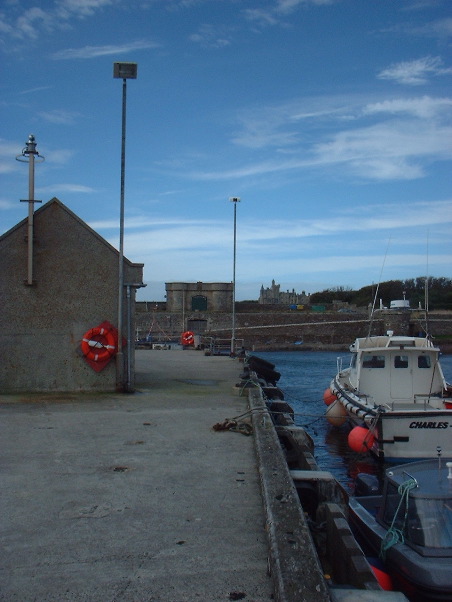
[81,326,116,362]
[181,331,195,346]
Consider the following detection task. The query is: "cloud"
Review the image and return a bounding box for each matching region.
[0,139,24,174]
[311,120,452,180]
[189,24,231,48]
[378,56,452,85]
[244,0,335,28]
[363,96,452,119]
[20,86,53,95]
[1,0,115,41]
[37,109,81,125]
[407,17,452,39]
[38,184,96,194]
[51,39,158,59]
[0,199,17,210]
[187,90,452,182]
[113,199,452,297]
[55,0,115,20]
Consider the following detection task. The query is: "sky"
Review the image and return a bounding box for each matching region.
[1,0,451,302]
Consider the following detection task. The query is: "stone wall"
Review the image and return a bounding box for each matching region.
[135,307,452,351]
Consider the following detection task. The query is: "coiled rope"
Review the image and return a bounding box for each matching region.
[380,478,418,560]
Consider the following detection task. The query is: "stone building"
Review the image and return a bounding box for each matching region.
[165,282,233,313]
[259,280,309,306]
[0,198,144,393]
[135,282,233,340]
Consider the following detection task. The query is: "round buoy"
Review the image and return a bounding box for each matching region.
[348,426,375,453]
[325,399,348,427]
[323,388,337,406]
[370,564,393,591]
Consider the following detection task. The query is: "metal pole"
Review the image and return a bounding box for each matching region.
[17,134,44,286]
[26,151,35,285]
[116,77,127,391]
[230,197,240,356]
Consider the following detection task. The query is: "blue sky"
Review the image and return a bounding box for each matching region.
[1,0,451,301]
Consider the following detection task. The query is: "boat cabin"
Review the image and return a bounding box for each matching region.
[347,335,447,408]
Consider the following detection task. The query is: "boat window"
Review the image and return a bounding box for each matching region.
[406,498,452,549]
[394,355,408,369]
[362,354,385,368]
[382,483,452,548]
[418,355,431,369]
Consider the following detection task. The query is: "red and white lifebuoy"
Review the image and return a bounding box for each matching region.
[181,331,195,346]
[81,326,116,362]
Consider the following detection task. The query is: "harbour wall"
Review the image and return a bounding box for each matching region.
[136,306,452,351]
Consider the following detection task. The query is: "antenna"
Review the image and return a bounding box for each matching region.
[424,233,430,338]
[367,237,391,338]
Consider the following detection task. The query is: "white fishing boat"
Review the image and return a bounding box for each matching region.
[325,331,452,462]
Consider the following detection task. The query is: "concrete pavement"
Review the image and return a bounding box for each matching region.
[1,350,274,602]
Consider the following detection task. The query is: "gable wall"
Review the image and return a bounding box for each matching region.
[0,201,143,392]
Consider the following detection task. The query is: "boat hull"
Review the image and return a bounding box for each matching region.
[333,382,452,461]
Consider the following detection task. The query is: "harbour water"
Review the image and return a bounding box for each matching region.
[255,350,452,494]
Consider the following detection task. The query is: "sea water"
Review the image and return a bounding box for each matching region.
[255,350,452,493]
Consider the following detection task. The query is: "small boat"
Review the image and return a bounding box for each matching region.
[348,458,452,601]
[326,331,452,461]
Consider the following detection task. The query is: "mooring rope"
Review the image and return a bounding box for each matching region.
[380,478,418,560]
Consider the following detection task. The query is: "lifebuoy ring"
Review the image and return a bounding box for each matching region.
[81,327,116,362]
[181,331,195,346]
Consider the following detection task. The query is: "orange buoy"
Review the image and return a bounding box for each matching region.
[323,388,337,406]
[325,399,348,426]
[181,331,195,346]
[81,326,116,362]
[370,564,393,591]
[348,426,375,453]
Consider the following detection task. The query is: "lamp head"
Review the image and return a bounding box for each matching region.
[113,62,138,79]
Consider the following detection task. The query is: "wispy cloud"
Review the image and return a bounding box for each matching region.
[0,199,17,210]
[406,17,452,39]
[51,39,158,59]
[244,0,335,28]
[37,109,82,125]
[38,184,96,194]
[19,86,53,95]
[0,140,23,174]
[378,56,452,85]
[189,23,232,48]
[0,0,115,41]
[363,96,452,119]
[190,92,452,182]
[312,120,452,180]
[107,199,452,288]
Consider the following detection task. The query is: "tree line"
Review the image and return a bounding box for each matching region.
[309,277,452,310]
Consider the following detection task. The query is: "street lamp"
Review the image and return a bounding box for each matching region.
[230,197,240,356]
[16,134,45,286]
[113,61,137,392]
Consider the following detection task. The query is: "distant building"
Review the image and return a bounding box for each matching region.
[259,280,310,305]
[165,282,233,313]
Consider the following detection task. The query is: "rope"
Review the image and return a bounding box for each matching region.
[379,478,418,560]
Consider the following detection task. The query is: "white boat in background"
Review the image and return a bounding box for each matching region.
[326,331,452,462]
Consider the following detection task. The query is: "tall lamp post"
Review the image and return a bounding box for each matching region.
[113,62,137,392]
[16,135,45,286]
[230,197,240,356]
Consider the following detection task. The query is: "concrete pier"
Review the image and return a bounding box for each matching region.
[1,350,274,601]
[1,349,408,602]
